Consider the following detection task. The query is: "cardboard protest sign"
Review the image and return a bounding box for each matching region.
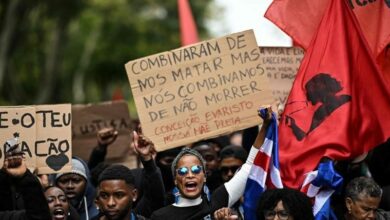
[125,30,273,151]
[0,104,72,174]
[72,100,133,161]
[259,47,304,105]
[0,106,37,170]
[35,104,72,174]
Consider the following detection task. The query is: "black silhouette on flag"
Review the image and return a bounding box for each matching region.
[285,73,351,141]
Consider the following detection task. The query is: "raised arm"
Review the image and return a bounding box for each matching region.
[132,130,165,217]
[1,156,51,220]
[88,127,118,170]
[224,107,273,207]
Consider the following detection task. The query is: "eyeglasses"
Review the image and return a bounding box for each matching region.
[220,166,240,175]
[176,165,203,176]
[264,210,290,220]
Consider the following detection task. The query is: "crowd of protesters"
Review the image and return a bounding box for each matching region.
[1,108,390,220]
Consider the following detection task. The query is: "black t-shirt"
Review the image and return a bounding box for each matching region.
[151,185,229,220]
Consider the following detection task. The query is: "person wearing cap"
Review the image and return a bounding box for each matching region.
[150,108,273,220]
[55,157,98,220]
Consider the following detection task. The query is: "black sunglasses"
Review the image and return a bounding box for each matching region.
[220,166,240,175]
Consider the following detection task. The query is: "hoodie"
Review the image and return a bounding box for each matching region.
[56,156,99,220]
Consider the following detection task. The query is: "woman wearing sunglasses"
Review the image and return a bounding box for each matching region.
[151,108,273,220]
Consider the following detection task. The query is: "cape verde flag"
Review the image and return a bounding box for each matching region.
[243,108,283,220]
[301,161,343,220]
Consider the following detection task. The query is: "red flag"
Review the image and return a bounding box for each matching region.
[352,1,390,58]
[265,0,390,58]
[278,0,390,188]
[265,0,390,86]
[380,48,390,83]
[264,0,328,50]
[112,87,124,101]
[178,0,199,46]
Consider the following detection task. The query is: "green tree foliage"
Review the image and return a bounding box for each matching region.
[0,0,215,112]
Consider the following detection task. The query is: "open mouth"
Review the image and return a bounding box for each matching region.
[53,208,65,219]
[184,181,198,192]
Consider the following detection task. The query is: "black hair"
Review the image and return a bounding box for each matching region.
[98,164,135,188]
[256,188,314,220]
[345,176,382,201]
[90,162,110,187]
[219,145,248,163]
[155,146,182,164]
[191,138,226,152]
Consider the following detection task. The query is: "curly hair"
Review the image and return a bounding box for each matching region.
[256,188,314,220]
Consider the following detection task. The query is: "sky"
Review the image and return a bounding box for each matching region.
[207,0,292,47]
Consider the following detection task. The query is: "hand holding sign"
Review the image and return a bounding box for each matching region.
[3,155,27,177]
[131,129,155,161]
[0,104,72,174]
[4,132,24,159]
